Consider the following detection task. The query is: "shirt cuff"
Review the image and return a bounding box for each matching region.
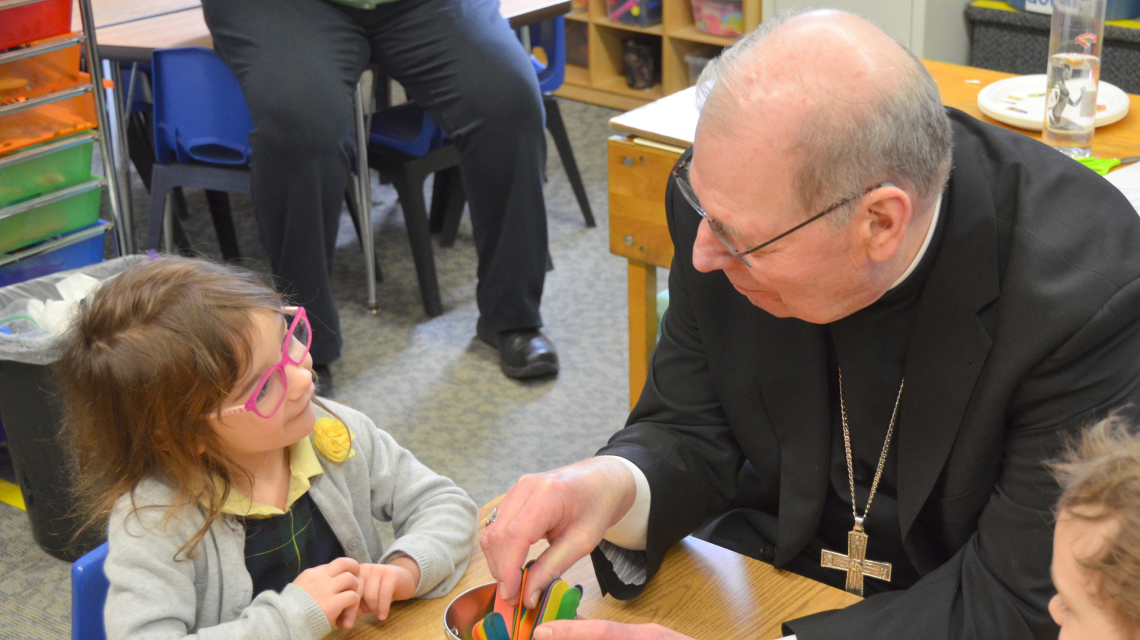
[598,539,648,586]
[598,456,651,551]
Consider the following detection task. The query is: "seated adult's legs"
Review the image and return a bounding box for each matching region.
[201,0,372,371]
[354,0,556,378]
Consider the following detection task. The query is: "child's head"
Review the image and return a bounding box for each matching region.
[56,256,315,549]
[1050,414,1140,640]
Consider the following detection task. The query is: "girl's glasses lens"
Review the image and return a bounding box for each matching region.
[284,313,311,363]
[253,369,287,417]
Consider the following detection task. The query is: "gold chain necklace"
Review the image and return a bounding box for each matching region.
[820,368,904,596]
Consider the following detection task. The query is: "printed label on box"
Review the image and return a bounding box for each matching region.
[1024,0,1053,15]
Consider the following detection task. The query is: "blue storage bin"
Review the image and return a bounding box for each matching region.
[0,220,109,288]
[1005,0,1140,20]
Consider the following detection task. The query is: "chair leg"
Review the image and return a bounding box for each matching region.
[428,169,452,234]
[345,181,384,284]
[437,169,466,249]
[544,95,596,228]
[353,78,379,315]
[204,190,241,262]
[391,168,443,318]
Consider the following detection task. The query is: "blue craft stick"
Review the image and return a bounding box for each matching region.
[484,612,511,640]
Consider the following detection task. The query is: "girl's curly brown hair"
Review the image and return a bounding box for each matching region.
[55,256,285,559]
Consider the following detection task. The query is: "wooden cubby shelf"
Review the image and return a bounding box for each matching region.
[555,0,760,110]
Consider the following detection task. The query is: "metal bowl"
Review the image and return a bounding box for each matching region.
[443,582,497,640]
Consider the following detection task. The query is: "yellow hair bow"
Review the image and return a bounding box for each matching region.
[312,417,355,463]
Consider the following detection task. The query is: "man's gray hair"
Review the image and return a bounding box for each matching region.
[694,10,952,223]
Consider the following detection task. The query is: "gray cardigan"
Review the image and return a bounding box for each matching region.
[103,401,478,640]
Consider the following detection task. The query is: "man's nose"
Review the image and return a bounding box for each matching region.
[692,219,733,273]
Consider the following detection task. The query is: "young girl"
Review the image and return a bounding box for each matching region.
[1049,414,1140,640]
[56,256,477,640]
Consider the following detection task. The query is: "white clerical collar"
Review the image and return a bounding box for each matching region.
[888,195,942,291]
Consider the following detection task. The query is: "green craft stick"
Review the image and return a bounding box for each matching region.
[554,585,582,620]
[1076,156,1122,176]
[535,580,570,628]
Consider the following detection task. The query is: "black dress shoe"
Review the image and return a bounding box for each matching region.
[480,329,559,380]
[312,364,335,398]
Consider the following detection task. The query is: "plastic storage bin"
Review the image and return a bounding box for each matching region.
[607,0,663,26]
[0,0,72,52]
[0,135,93,207]
[0,220,109,287]
[0,40,83,107]
[0,178,101,254]
[0,89,97,156]
[1005,0,1140,20]
[691,0,743,37]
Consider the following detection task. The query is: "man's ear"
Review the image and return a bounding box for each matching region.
[860,185,912,264]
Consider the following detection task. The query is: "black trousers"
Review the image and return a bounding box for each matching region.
[201,0,549,364]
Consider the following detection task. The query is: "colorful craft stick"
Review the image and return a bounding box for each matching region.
[483,612,512,640]
[535,580,570,627]
[512,564,534,639]
[493,584,515,627]
[473,617,490,640]
[554,585,582,621]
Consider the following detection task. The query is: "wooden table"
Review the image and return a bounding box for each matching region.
[80,0,573,62]
[608,59,1140,407]
[328,499,860,640]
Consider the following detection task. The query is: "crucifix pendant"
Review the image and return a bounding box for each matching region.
[820,517,892,596]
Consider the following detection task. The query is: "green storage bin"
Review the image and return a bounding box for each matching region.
[0,179,101,254]
[0,137,94,207]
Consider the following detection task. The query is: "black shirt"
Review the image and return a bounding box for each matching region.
[817,196,948,594]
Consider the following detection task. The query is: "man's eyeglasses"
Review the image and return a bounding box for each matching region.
[672,155,891,268]
[219,307,312,420]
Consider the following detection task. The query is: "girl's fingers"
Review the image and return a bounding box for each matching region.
[376,571,402,620]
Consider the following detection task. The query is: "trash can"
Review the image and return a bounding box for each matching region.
[0,255,146,561]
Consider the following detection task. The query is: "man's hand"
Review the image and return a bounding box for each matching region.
[533,620,692,640]
[292,557,362,628]
[480,458,638,609]
[337,556,421,628]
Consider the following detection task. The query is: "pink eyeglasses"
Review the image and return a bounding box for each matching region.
[219,307,312,419]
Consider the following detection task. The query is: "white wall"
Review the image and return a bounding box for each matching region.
[761,0,972,64]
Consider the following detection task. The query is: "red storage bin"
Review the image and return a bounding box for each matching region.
[0,0,72,53]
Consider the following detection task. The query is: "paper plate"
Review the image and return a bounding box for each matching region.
[976,74,1129,131]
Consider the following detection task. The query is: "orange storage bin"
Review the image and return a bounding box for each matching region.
[0,39,83,107]
[0,0,73,53]
[0,85,97,156]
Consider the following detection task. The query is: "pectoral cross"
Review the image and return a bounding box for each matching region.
[820,518,892,596]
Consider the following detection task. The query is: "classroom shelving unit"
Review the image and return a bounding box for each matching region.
[0,0,128,278]
[554,0,761,110]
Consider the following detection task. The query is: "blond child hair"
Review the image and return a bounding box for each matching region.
[1052,413,1140,634]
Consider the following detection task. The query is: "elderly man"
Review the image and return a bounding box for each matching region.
[480,10,1140,640]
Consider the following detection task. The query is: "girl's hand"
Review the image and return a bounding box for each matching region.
[348,556,421,626]
[292,557,362,628]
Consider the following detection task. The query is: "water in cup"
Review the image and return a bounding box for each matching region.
[1043,52,1100,158]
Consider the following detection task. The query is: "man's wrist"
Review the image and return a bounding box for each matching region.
[598,456,651,550]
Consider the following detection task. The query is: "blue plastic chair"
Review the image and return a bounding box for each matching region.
[365,99,461,318]
[71,541,110,640]
[145,47,251,262]
[387,14,593,252]
[528,16,594,227]
[152,48,253,167]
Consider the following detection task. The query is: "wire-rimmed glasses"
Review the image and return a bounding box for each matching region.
[672,154,891,267]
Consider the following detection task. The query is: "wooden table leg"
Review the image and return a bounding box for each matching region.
[628,260,657,409]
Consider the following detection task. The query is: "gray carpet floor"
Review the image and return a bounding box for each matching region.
[0,97,650,638]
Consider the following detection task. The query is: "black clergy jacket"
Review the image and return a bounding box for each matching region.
[592,108,1140,640]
